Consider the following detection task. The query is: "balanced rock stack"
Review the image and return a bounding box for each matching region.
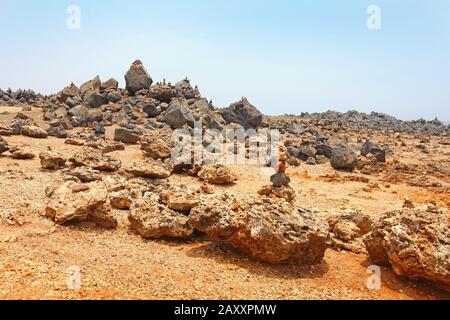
[258,145,296,202]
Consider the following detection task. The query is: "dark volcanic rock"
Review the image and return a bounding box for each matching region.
[100,78,119,91]
[330,146,357,171]
[361,140,386,163]
[85,92,107,108]
[220,97,263,129]
[125,60,153,94]
[175,79,196,99]
[113,127,142,144]
[163,99,195,129]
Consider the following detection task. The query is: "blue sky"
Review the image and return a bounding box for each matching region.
[0,0,449,120]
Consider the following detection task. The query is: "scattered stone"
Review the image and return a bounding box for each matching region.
[21,125,48,139]
[402,198,415,209]
[80,76,101,94]
[198,164,237,185]
[140,130,173,159]
[328,213,372,254]
[100,78,119,91]
[86,92,107,108]
[39,150,66,170]
[361,140,386,163]
[65,138,85,146]
[161,189,199,212]
[175,79,196,99]
[0,136,9,154]
[125,159,172,179]
[9,146,35,159]
[109,190,132,210]
[69,147,121,171]
[63,166,102,182]
[114,127,142,144]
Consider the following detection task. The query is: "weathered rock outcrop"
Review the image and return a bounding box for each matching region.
[69,147,121,172]
[140,130,173,159]
[189,194,329,264]
[328,213,372,254]
[39,150,67,170]
[198,164,237,185]
[129,197,193,239]
[364,208,450,292]
[45,181,117,228]
[125,159,172,179]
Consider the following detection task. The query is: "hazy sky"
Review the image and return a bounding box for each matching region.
[0,0,449,120]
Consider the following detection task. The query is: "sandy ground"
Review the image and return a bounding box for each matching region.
[0,106,449,300]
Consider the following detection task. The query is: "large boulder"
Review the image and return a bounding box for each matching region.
[364,208,450,292]
[69,147,121,172]
[330,146,357,171]
[45,181,117,228]
[129,197,193,239]
[124,60,153,94]
[163,98,195,129]
[219,98,263,129]
[189,194,329,264]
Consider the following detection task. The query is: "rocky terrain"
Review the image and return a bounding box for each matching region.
[0,60,449,300]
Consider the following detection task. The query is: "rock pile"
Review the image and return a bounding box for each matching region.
[258,145,296,201]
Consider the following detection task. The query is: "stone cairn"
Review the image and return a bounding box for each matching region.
[258,145,296,202]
